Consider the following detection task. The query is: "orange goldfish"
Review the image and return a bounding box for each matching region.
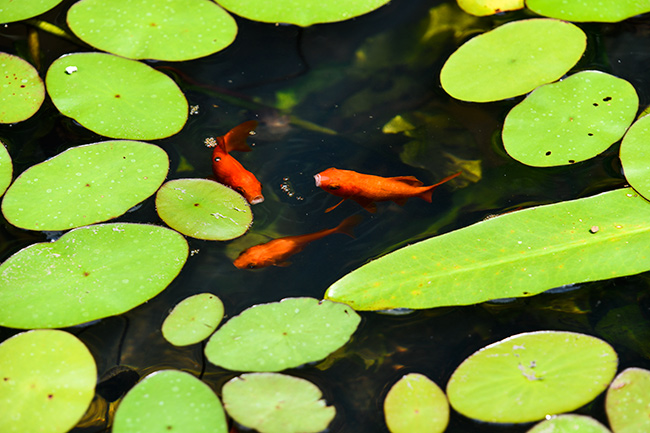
[206,120,264,204]
[234,215,362,269]
[314,168,461,213]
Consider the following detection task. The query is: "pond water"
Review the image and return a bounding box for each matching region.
[1,0,650,432]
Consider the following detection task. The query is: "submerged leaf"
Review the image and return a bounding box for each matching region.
[0,52,45,123]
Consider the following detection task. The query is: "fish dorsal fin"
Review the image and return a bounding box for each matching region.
[223,120,258,153]
[389,176,424,187]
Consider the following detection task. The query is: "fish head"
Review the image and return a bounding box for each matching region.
[314,168,344,195]
[233,183,264,205]
[233,248,266,269]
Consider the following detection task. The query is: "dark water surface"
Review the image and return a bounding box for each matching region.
[2,1,650,432]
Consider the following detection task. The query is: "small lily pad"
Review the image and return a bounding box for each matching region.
[0,223,188,329]
[0,330,96,433]
[456,0,524,16]
[0,52,45,123]
[46,52,188,139]
[113,369,227,433]
[205,297,361,372]
[527,414,611,433]
[162,293,224,346]
[446,331,618,423]
[0,0,64,23]
[503,71,638,167]
[621,114,650,201]
[384,373,449,433]
[0,140,12,198]
[155,178,252,241]
[527,0,650,22]
[440,19,586,102]
[222,372,335,433]
[67,0,237,61]
[606,367,650,433]
[2,140,169,231]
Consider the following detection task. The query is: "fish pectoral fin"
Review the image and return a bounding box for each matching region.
[325,199,346,213]
[353,198,377,213]
[275,261,292,267]
[389,176,424,187]
[393,197,408,206]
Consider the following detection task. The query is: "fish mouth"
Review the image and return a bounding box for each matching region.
[314,174,321,187]
[250,195,264,205]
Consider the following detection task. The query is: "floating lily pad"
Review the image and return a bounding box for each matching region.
[456,0,524,16]
[156,178,252,241]
[0,330,96,433]
[0,140,11,198]
[384,373,449,433]
[621,114,650,201]
[606,367,650,432]
[222,373,335,433]
[503,71,638,167]
[2,140,169,231]
[527,414,611,433]
[67,0,237,61]
[0,0,64,23]
[0,223,188,329]
[440,19,586,102]
[217,0,390,26]
[527,0,650,22]
[446,331,618,423]
[113,369,227,433]
[205,297,361,372]
[162,293,224,346]
[46,52,188,139]
[0,52,45,123]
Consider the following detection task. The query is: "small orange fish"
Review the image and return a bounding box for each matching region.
[234,215,362,269]
[206,120,263,204]
[314,168,461,213]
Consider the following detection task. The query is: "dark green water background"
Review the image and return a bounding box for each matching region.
[1,0,650,431]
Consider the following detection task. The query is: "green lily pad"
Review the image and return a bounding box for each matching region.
[457,0,524,16]
[446,331,618,423]
[155,178,252,241]
[0,0,64,23]
[205,297,361,372]
[67,0,237,61]
[325,188,650,311]
[527,0,650,22]
[621,114,650,201]
[162,293,224,346]
[384,373,449,433]
[0,140,12,198]
[0,52,45,123]
[606,367,650,433]
[0,330,96,433]
[217,0,390,26]
[440,19,586,102]
[503,71,638,167]
[45,52,188,139]
[527,415,611,433]
[222,373,335,433]
[2,140,169,231]
[0,222,188,329]
[113,369,227,433]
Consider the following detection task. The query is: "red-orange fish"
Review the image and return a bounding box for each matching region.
[206,120,263,204]
[233,215,362,269]
[314,168,461,213]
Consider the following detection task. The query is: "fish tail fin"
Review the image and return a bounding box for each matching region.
[223,120,258,152]
[420,171,462,202]
[335,215,363,238]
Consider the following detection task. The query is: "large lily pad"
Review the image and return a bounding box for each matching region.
[620,114,650,202]
[222,373,335,433]
[446,331,618,423]
[0,140,12,198]
[440,19,586,102]
[0,0,64,23]
[2,140,169,231]
[205,297,361,372]
[527,415,611,433]
[0,52,45,123]
[46,52,188,139]
[325,188,650,311]
[162,293,224,346]
[67,0,237,61]
[527,0,650,22]
[155,178,252,241]
[113,369,227,433]
[0,330,96,433]
[606,367,650,432]
[0,223,188,329]
[503,71,638,167]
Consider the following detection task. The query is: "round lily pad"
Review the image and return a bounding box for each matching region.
[0,140,12,198]
[222,373,335,433]
[0,330,96,433]
[503,70,638,167]
[621,114,650,201]
[440,19,586,102]
[205,297,361,372]
[606,367,650,433]
[2,140,169,231]
[45,52,188,139]
[0,0,64,23]
[217,0,390,26]
[384,373,449,433]
[67,0,237,61]
[0,222,188,329]
[113,369,227,433]
[457,0,524,16]
[446,331,618,423]
[162,293,224,346]
[0,52,45,123]
[156,178,252,241]
[527,0,650,22]
[527,414,611,433]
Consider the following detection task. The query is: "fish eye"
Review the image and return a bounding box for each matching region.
[214,157,221,162]
[328,184,340,190]
[247,264,256,269]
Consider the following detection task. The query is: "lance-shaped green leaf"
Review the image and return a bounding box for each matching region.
[162,293,224,346]
[0,223,188,329]
[325,188,650,311]
[0,0,64,23]
[606,367,650,433]
[621,114,650,202]
[0,52,45,123]
[527,0,650,22]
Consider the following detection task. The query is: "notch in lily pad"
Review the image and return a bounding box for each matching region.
[162,293,224,346]
[0,52,45,124]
